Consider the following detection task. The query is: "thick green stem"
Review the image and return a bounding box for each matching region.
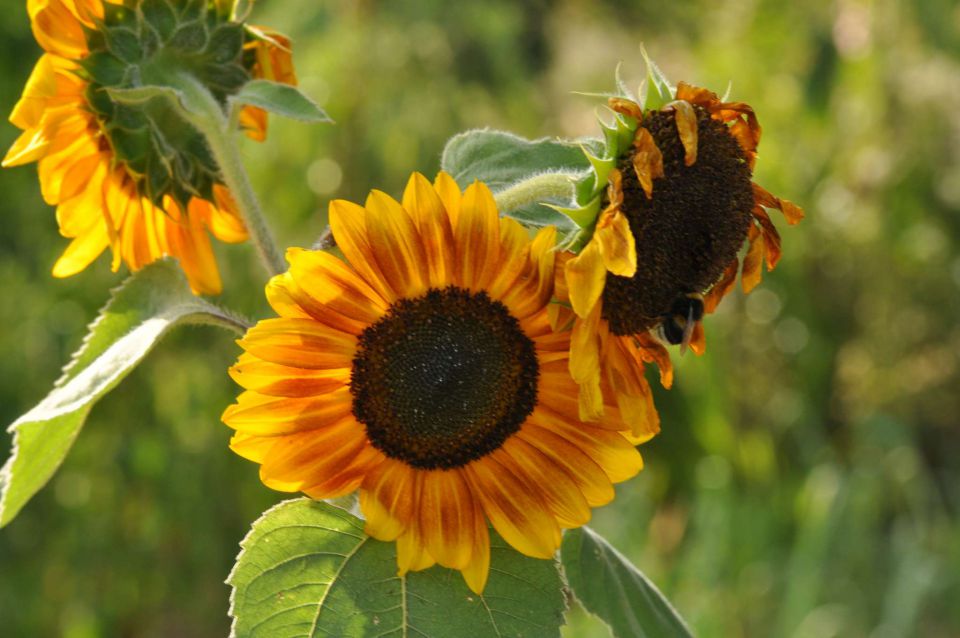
[171,73,287,277]
[493,172,575,215]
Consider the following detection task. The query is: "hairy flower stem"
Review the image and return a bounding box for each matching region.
[492,172,577,219]
[171,72,287,277]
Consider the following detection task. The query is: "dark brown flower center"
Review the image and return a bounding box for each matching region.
[601,106,755,336]
[350,286,538,469]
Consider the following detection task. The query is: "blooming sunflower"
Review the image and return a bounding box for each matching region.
[560,61,804,421]
[223,172,650,593]
[3,0,297,294]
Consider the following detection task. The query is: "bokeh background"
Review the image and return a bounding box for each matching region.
[2,0,959,636]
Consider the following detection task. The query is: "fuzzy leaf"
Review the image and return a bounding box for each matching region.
[229,80,331,123]
[440,129,598,235]
[562,527,694,638]
[441,128,595,191]
[0,260,247,527]
[228,498,566,638]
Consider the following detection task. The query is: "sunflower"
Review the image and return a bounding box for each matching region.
[3,0,297,294]
[223,172,650,593]
[561,67,804,421]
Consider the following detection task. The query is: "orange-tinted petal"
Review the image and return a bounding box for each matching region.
[455,181,500,291]
[328,198,394,302]
[704,258,739,314]
[631,127,664,199]
[501,436,591,528]
[741,223,764,293]
[364,189,430,298]
[222,388,354,436]
[418,469,477,570]
[667,100,699,166]
[401,172,456,289]
[238,317,356,369]
[564,240,606,318]
[360,459,418,542]
[464,453,560,559]
[595,208,636,278]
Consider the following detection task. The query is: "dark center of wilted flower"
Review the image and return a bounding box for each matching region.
[601,106,755,336]
[81,0,254,206]
[350,286,539,470]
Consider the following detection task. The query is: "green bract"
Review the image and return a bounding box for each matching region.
[560,53,678,252]
[80,0,258,206]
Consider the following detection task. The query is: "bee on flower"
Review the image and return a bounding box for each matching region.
[557,55,804,425]
[4,0,297,294]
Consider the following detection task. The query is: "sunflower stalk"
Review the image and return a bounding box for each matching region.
[167,72,287,278]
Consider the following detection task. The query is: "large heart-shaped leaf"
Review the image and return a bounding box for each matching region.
[229,498,566,637]
[0,260,248,527]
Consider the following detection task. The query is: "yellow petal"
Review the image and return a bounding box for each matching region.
[433,171,462,226]
[221,388,353,436]
[286,247,389,326]
[418,469,476,570]
[516,426,614,508]
[464,453,560,559]
[238,317,356,369]
[396,526,436,574]
[459,512,490,594]
[364,189,429,298]
[328,198,394,301]
[51,218,108,277]
[595,210,636,277]
[564,240,606,318]
[360,460,418,542]
[501,437,591,528]
[456,181,501,291]
[401,172,456,289]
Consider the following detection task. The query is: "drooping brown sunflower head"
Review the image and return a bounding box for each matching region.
[564,74,804,355]
[601,103,756,336]
[562,64,803,424]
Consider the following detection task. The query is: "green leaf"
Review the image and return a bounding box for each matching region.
[229,80,332,123]
[441,128,594,192]
[440,129,599,236]
[562,527,694,638]
[0,260,248,527]
[229,498,566,637]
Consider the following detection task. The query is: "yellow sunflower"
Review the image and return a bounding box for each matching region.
[563,77,804,421]
[3,0,297,294]
[223,172,650,593]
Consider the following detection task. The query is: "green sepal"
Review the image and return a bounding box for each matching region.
[81,50,129,87]
[546,195,601,230]
[582,148,616,197]
[139,0,178,42]
[640,45,674,111]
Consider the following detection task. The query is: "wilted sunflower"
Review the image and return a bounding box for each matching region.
[223,172,650,593]
[3,0,296,294]
[560,63,804,421]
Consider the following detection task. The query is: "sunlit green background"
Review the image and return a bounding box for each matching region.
[2,1,959,636]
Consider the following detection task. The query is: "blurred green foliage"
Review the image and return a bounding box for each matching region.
[1,0,959,636]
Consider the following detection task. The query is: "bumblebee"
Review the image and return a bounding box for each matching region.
[658,292,704,354]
